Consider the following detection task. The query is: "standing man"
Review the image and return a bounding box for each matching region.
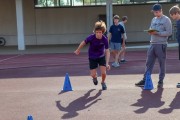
[108,15,125,67]
[169,5,180,88]
[119,16,128,63]
[135,4,172,88]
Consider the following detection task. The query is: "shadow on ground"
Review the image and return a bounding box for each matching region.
[131,87,165,114]
[158,91,180,114]
[56,89,102,119]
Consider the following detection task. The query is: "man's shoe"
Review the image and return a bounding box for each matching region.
[120,59,127,63]
[112,62,120,67]
[157,81,163,88]
[101,82,107,90]
[93,78,98,85]
[135,80,145,87]
[177,83,180,88]
[112,62,116,66]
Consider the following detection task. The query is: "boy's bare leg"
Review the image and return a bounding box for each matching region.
[117,50,123,63]
[90,69,98,85]
[119,47,126,62]
[100,66,107,90]
[100,66,106,83]
[111,50,118,62]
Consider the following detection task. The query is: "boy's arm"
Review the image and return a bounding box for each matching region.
[121,25,125,46]
[122,34,125,47]
[74,41,86,55]
[108,33,111,43]
[105,49,110,70]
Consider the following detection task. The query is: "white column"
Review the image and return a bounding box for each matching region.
[106,0,113,34]
[16,0,25,50]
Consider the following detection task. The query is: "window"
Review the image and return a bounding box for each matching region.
[84,0,96,6]
[60,0,71,6]
[72,0,83,6]
[96,0,106,5]
[34,0,180,7]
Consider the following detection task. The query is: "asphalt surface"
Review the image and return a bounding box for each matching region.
[0,49,180,120]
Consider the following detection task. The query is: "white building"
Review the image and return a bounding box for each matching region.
[0,0,177,50]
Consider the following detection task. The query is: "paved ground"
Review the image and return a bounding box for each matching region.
[0,46,180,120]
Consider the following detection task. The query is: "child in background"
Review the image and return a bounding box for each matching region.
[169,5,180,88]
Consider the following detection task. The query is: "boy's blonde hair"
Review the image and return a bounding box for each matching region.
[169,5,180,15]
[94,21,106,34]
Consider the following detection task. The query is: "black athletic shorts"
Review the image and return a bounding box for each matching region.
[89,56,106,70]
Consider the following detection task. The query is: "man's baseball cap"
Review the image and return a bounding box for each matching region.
[113,15,120,19]
[152,4,162,11]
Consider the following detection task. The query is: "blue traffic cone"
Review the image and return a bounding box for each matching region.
[144,72,154,90]
[27,115,33,120]
[62,73,73,91]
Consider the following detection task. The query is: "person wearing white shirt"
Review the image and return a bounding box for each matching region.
[119,16,128,63]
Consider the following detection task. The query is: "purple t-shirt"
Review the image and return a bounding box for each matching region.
[85,34,109,59]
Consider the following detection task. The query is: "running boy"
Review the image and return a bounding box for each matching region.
[169,5,180,88]
[74,21,110,90]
